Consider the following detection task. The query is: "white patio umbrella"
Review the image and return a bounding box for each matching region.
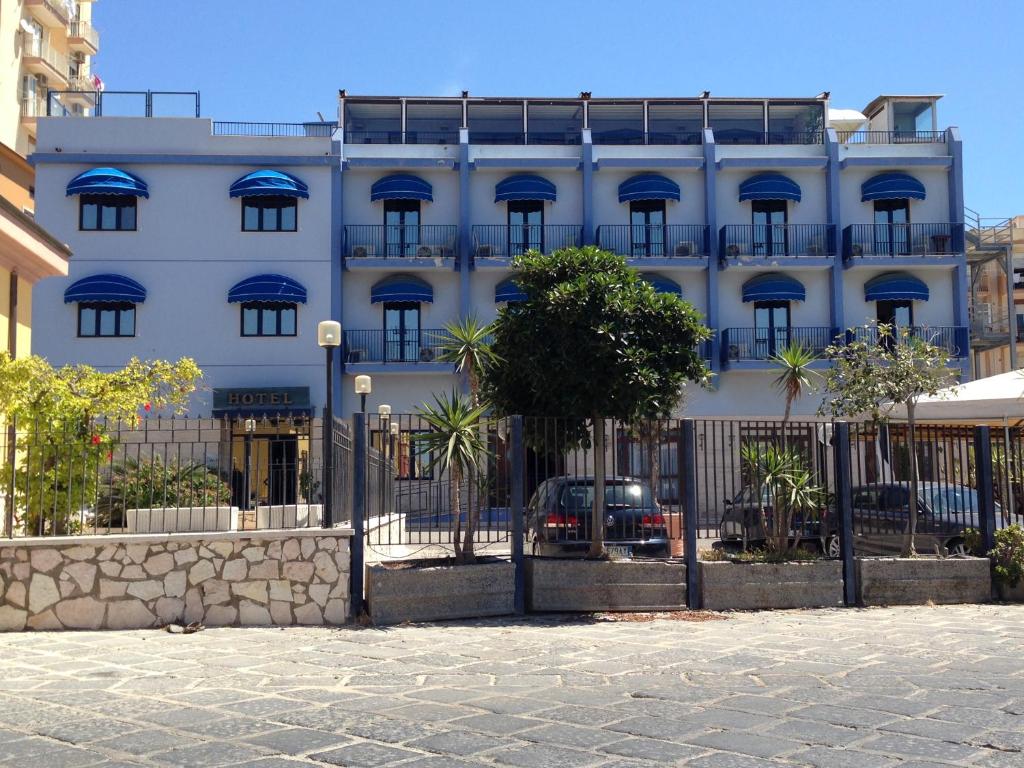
[887,370,1024,424]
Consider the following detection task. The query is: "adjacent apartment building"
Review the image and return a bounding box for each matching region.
[29,91,967,425]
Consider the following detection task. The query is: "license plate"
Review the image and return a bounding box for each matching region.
[606,545,633,560]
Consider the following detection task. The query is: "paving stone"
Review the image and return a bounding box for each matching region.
[857,732,982,763]
[93,729,204,756]
[453,713,544,735]
[787,747,901,768]
[599,737,706,763]
[308,742,423,766]
[150,742,269,767]
[490,742,606,767]
[242,727,351,755]
[766,717,865,746]
[685,731,804,759]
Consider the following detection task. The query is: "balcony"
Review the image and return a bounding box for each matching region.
[472,225,582,259]
[713,130,824,145]
[344,130,459,145]
[591,130,702,146]
[25,0,70,27]
[848,326,969,359]
[719,225,835,263]
[343,225,458,263]
[20,36,70,85]
[843,223,963,260]
[67,21,100,53]
[596,225,709,259]
[343,329,456,366]
[836,130,945,145]
[721,327,837,365]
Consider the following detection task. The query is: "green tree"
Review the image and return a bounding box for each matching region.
[770,341,819,426]
[481,246,710,557]
[0,354,202,535]
[413,391,489,563]
[436,315,497,407]
[818,323,956,555]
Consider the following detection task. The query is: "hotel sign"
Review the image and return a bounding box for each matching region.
[213,386,311,410]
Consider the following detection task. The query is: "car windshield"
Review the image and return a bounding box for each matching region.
[560,482,652,510]
[927,487,980,515]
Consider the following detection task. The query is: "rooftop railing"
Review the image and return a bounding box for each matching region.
[713,130,824,145]
[837,130,946,144]
[596,224,709,258]
[213,121,337,137]
[46,90,200,117]
[720,224,835,260]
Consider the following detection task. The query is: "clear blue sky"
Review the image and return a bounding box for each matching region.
[93,0,1022,216]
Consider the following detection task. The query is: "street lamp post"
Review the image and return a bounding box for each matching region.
[354,375,372,414]
[318,320,341,528]
[377,404,391,518]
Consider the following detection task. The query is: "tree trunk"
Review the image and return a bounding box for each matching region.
[903,401,919,557]
[451,465,463,562]
[588,417,606,559]
[461,465,480,564]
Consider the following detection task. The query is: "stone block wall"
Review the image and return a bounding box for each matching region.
[0,529,352,631]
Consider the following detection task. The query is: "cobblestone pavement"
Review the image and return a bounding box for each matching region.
[0,604,1022,767]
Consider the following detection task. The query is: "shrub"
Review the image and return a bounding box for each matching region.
[989,524,1024,593]
[95,456,231,527]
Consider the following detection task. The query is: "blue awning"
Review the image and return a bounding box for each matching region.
[66,167,149,198]
[230,170,309,199]
[642,273,683,296]
[63,273,146,304]
[864,272,929,302]
[228,274,308,304]
[370,174,433,202]
[618,174,680,203]
[861,172,926,202]
[495,175,556,203]
[738,173,801,203]
[742,273,806,303]
[371,274,433,304]
[495,277,526,303]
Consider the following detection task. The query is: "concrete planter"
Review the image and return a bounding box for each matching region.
[366,558,514,625]
[700,560,843,611]
[996,581,1024,602]
[254,504,323,529]
[527,557,687,612]
[857,556,991,606]
[126,507,237,533]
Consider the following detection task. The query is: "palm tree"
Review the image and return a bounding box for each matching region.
[413,391,489,563]
[770,342,820,425]
[437,316,497,407]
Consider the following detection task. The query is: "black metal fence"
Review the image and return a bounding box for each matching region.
[213,121,337,137]
[842,223,963,258]
[472,225,582,258]
[343,225,458,259]
[720,224,836,259]
[595,224,710,258]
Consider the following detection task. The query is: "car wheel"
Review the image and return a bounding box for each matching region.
[946,538,968,557]
[825,535,841,559]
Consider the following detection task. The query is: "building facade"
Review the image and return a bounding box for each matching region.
[30,92,967,423]
[969,214,1022,378]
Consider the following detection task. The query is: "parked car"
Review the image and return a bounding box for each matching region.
[719,481,999,557]
[526,476,669,558]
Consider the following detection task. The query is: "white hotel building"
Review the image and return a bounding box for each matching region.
[29,92,966,423]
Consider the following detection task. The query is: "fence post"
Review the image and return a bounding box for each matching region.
[681,418,700,609]
[350,413,366,620]
[832,421,857,606]
[510,415,525,615]
[974,425,996,555]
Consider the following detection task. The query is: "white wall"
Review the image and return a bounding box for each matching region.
[842,267,957,327]
[340,372,460,416]
[839,167,950,226]
[343,168,459,227]
[717,268,832,328]
[592,169,704,228]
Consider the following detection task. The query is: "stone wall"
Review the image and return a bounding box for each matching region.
[857,556,991,606]
[527,558,688,612]
[700,560,844,611]
[0,529,352,632]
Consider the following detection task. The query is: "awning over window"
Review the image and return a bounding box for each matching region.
[370,174,433,202]
[617,174,680,203]
[370,274,433,304]
[228,274,308,304]
[864,272,929,302]
[495,277,526,303]
[861,172,926,202]
[641,273,682,296]
[229,170,309,199]
[738,173,801,203]
[742,273,806,303]
[66,168,149,198]
[63,273,147,304]
[494,175,556,203]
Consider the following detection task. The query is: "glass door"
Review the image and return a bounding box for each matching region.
[384,201,420,257]
[754,301,791,358]
[383,302,420,362]
[874,200,910,256]
[752,201,788,257]
[630,201,666,257]
[508,201,543,256]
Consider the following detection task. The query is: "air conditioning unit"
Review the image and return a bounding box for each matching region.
[416,245,432,258]
[347,349,364,364]
[674,242,694,258]
[476,244,493,258]
[351,245,374,258]
[419,347,435,362]
[728,344,740,360]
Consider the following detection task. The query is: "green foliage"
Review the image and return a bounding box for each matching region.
[95,456,231,527]
[988,524,1024,591]
[769,342,819,423]
[436,315,498,407]
[702,546,820,563]
[740,443,825,555]
[0,354,202,535]
[413,391,490,563]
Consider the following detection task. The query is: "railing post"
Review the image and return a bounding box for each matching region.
[510,415,525,615]
[145,90,153,118]
[974,425,996,555]
[832,421,857,606]
[350,413,366,620]
[681,418,700,609]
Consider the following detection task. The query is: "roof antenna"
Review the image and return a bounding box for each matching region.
[316,111,326,122]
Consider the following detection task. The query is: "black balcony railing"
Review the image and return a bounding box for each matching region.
[590,130,703,145]
[596,225,709,258]
[713,130,824,145]
[719,224,835,259]
[344,329,455,364]
[344,130,403,144]
[468,131,526,145]
[836,130,946,144]
[472,225,582,258]
[843,223,963,259]
[847,326,969,359]
[213,122,337,137]
[721,327,838,362]
[344,225,458,259]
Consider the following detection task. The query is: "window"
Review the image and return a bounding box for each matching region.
[80,194,137,231]
[241,195,297,232]
[383,302,421,362]
[240,302,297,337]
[752,201,787,257]
[873,200,910,256]
[508,201,544,255]
[384,200,420,257]
[630,200,666,257]
[78,302,135,337]
[753,300,790,358]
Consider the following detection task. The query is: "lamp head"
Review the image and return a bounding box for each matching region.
[317,320,342,347]
[377,404,392,417]
[354,375,372,395]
